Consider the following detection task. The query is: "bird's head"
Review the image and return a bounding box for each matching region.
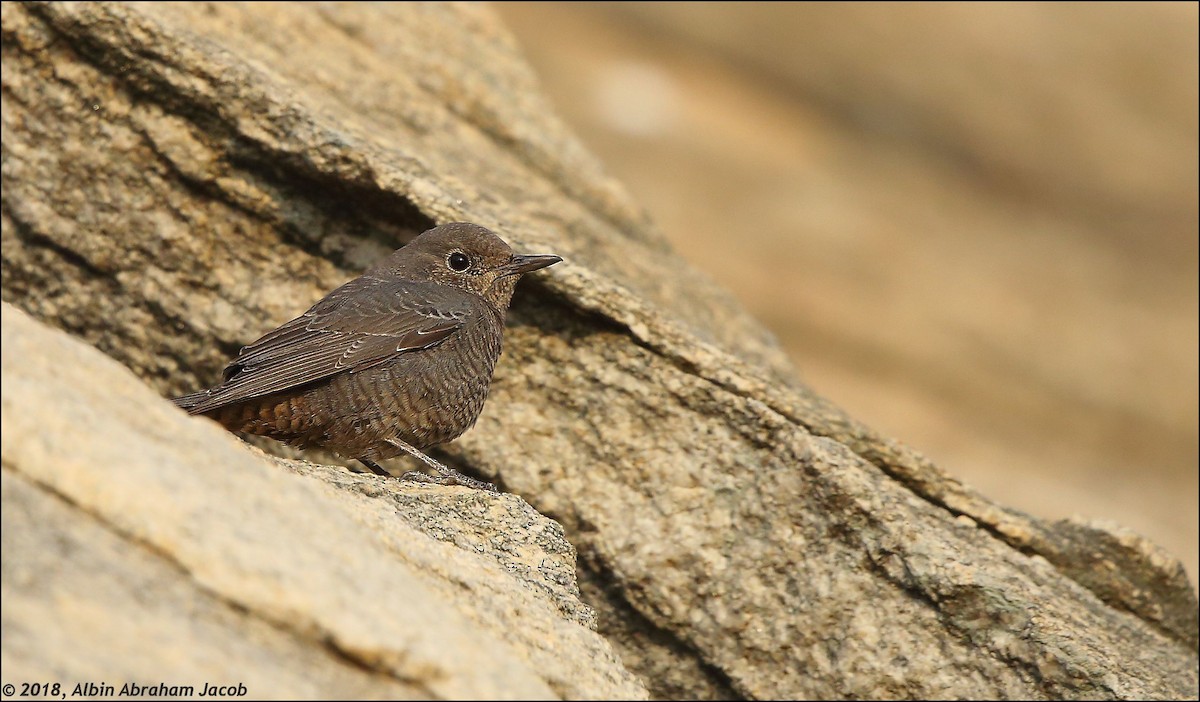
[370,222,561,310]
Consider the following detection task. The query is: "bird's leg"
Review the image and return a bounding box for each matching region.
[359,458,391,477]
[384,437,497,493]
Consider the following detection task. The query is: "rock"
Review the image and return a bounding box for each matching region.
[2,2,1195,699]
[497,2,1199,590]
[1,304,645,700]
[285,460,597,630]
[608,3,1198,243]
[2,468,425,700]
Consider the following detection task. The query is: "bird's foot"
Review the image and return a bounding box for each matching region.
[384,437,498,492]
[400,468,497,493]
[358,458,391,476]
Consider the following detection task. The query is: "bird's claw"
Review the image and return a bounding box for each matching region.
[400,469,498,493]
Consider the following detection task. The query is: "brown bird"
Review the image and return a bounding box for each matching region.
[174,222,561,491]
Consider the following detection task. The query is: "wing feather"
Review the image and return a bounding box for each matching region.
[187,277,472,414]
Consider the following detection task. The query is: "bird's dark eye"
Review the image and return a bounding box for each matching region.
[447,252,470,272]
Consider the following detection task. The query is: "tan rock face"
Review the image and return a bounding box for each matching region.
[496,1,1200,588]
[1,3,1195,699]
[1,304,645,700]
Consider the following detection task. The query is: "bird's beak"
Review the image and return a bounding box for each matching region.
[502,253,562,276]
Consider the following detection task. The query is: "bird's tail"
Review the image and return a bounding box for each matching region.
[172,390,212,414]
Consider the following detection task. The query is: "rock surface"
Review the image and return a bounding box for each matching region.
[497,2,1199,585]
[1,303,645,700]
[2,2,1196,699]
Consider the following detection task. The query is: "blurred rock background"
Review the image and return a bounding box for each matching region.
[495,2,1198,581]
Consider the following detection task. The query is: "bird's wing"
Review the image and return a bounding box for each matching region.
[186,277,473,413]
